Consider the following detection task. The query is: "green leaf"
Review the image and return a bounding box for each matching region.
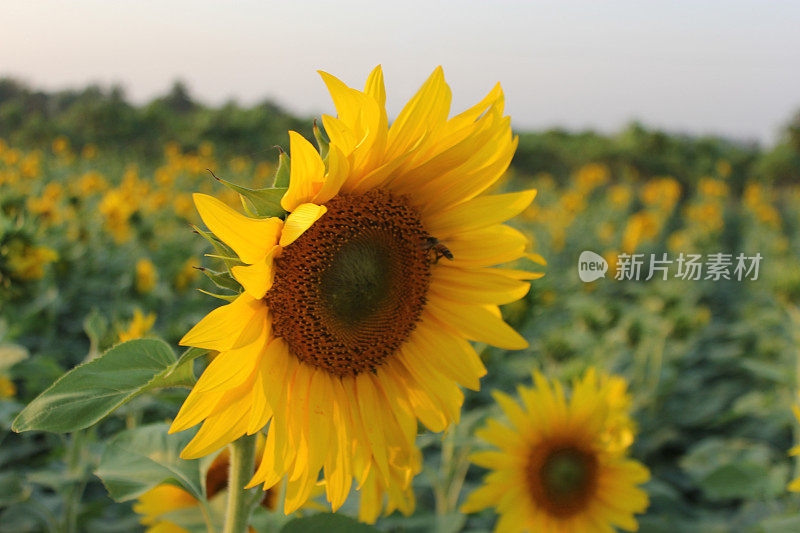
[273,148,290,188]
[758,515,800,533]
[280,514,379,533]
[0,472,28,506]
[699,462,766,500]
[95,423,203,502]
[12,339,193,433]
[174,346,208,369]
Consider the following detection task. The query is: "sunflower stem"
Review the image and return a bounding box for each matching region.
[222,435,257,533]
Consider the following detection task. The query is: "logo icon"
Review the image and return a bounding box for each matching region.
[578,251,608,282]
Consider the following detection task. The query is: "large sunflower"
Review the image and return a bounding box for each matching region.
[461,369,650,532]
[170,66,540,522]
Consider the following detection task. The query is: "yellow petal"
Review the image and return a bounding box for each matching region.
[430,264,530,305]
[180,394,251,459]
[387,66,451,160]
[281,131,325,212]
[423,189,537,239]
[364,65,386,108]
[279,203,327,246]
[193,193,282,264]
[426,294,528,350]
[444,225,529,268]
[231,245,279,299]
[179,293,266,351]
[318,71,367,132]
[312,143,350,205]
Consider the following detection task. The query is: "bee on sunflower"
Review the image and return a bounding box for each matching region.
[171,65,541,522]
[461,369,650,532]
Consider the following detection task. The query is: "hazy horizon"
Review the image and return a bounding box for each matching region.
[3,0,800,145]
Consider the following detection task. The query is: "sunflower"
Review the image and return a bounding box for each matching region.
[170,65,540,522]
[461,369,649,532]
[134,436,322,532]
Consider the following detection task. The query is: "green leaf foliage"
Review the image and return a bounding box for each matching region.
[12,339,194,433]
[280,513,379,533]
[95,423,203,502]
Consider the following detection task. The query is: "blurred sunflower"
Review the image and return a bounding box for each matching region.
[134,436,322,532]
[461,369,649,532]
[171,65,540,521]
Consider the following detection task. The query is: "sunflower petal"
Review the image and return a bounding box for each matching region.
[279,203,327,246]
[193,193,282,264]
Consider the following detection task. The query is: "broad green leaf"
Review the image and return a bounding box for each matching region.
[699,462,766,500]
[280,514,379,533]
[758,515,800,533]
[95,423,203,502]
[0,472,28,506]
[12,339,193,433]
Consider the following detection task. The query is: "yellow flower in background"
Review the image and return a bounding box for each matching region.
[640,177,681,212]
[573,163,609,193]
[52,136,70,155]
[462,369,649,532]
[75,171,108,197]
[6,243,58,281]
[134,484,197,533]
[0,375,16,398]
[171,66,540,521]
[174,257,201,291]
[698,177,728,198]
[99,189,135,243]
[621,211,659,253]
[685,202,724,233]
[136,258,158,294]
[789,403,800,492]
[118,309,156,342]
[27,183,64,224]
[607,184,632,209]
[81,143,98,160]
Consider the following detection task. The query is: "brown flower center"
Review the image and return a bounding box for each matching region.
[527,443,599,518]
[266,189,432,377]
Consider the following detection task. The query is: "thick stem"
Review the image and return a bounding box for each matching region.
[222,435,257,533]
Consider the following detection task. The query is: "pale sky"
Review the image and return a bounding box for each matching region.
[3,0,799,145]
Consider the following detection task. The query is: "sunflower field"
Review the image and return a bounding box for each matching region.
[1,72,800,533]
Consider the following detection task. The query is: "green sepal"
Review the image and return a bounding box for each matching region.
[211,172,287,218]
[198,289,237,302]
[313,119,330,160]
[273,148,290,188]
[197,267,240,292]
[192,225,239,271]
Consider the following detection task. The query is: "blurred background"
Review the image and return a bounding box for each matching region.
[2,1,800,531]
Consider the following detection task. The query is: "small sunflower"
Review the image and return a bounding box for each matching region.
[134,436,320,532]
[171,66,540,521]
[462,369,649,532]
